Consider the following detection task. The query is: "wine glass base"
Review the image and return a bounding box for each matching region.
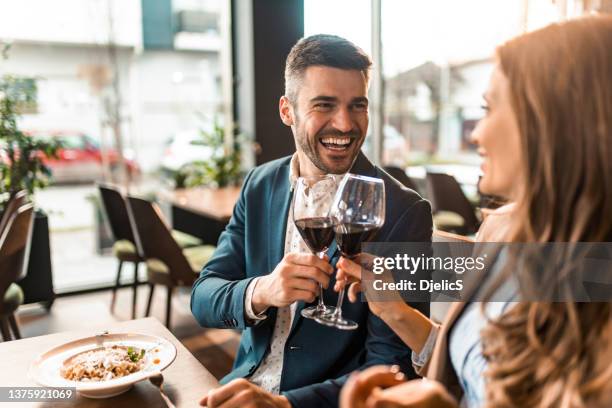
[314,314,359,330]
[301,306,336,319]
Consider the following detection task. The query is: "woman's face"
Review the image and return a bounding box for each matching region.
[471,65,523,199]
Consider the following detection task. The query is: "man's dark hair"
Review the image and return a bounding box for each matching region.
[284,34,372,103]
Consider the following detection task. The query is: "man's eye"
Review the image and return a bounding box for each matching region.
[480,104,490,115]
[314,103,333,110]
[352,103,368,111]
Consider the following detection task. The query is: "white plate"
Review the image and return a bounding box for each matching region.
[29,332,177,399]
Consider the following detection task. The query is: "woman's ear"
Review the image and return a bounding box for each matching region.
[279,96,294,126]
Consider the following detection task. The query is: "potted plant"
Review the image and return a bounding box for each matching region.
[0,79,60,199]
[0,61,60,309]
[174,119,247,189]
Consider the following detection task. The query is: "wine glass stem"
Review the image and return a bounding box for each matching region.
[332,253,355,320]
[332,281,346,319]
[316,251,326,310]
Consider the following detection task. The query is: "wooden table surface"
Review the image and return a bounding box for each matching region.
[0,317,219,407]
[159,187,241,222]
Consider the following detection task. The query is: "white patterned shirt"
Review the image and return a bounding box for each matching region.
[243,154,341,394]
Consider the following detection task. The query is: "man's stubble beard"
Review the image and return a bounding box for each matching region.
[295,126,331,174]
[293,115,363,175]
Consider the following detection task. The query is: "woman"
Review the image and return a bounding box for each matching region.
[337,15,612,408]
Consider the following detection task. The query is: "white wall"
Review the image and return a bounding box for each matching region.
[0,0,142,49]
[132,50,221,171]
[0,0,223,173]
[453,62,494,119]
[3,43,221,172]
[2,43,132,141]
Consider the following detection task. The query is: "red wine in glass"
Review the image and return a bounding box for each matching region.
[334,222,380,258]
[292,175,338,320]
[295,217,335,253]
[315,173,386,331]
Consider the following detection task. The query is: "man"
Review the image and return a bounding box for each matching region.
[191,34,432,408]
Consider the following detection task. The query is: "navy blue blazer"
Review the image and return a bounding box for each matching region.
[191,152,433,408]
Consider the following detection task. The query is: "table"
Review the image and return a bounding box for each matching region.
[0,317,219,407]
[158,187,241,246]
[159,187,241,222]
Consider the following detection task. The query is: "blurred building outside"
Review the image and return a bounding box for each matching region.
[0,0,227,292]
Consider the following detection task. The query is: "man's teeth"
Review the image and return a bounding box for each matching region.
[321,137,351,146]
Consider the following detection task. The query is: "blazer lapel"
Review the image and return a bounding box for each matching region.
[350,151,377,178]
[256,162,291,356]
[267,164,292,274]
[427,301,467,381]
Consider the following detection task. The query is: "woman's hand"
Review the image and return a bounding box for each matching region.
[340,365,458,408]
[335,255,411,323]
[335,255,436,355]
[340,365,407,408]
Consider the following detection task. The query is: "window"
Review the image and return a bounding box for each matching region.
[0,0,232,292]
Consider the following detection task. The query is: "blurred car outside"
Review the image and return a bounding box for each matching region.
[26,130,139,184]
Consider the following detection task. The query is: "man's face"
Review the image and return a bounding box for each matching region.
[280,66,369,174]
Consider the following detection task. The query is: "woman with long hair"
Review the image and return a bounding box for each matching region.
[337,15,612,408]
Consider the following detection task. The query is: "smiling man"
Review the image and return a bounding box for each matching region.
[284,64,368,175]
[191,35,432,408]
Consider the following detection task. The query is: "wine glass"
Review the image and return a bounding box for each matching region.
[292,175,338,319]
[315,173,386,330]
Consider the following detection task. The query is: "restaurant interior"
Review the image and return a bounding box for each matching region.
[1,0,611,407]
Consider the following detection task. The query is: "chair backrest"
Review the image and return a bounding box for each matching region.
[0,203,34,309]
[98,184,136,243]
[0,190,28,239]
[383,166,420,194]
[426,172,480,234]
[126,196,194,285]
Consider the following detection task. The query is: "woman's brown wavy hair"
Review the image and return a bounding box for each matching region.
[480,15,612,408]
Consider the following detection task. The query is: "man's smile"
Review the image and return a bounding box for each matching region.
[319,136,355,152]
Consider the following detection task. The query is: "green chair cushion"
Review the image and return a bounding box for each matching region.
[183,245,216,273]
[2,283,24,314]
[145,245,216,286]
[112,232,201,263]
[112,239,141,262]
[433,211,465,229]
[171,230,203,248]
[146,259,174,286]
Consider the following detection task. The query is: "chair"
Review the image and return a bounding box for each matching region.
[127,196,215,329]
[426,172,480,235]
[98,184,144,319]
[383,166,420,194]
[0,190,28,238]
[99,184,202,319]
[0,203,34,341]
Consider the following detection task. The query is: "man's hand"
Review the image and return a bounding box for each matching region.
[252,253,334,314]
[200,379,291,408]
